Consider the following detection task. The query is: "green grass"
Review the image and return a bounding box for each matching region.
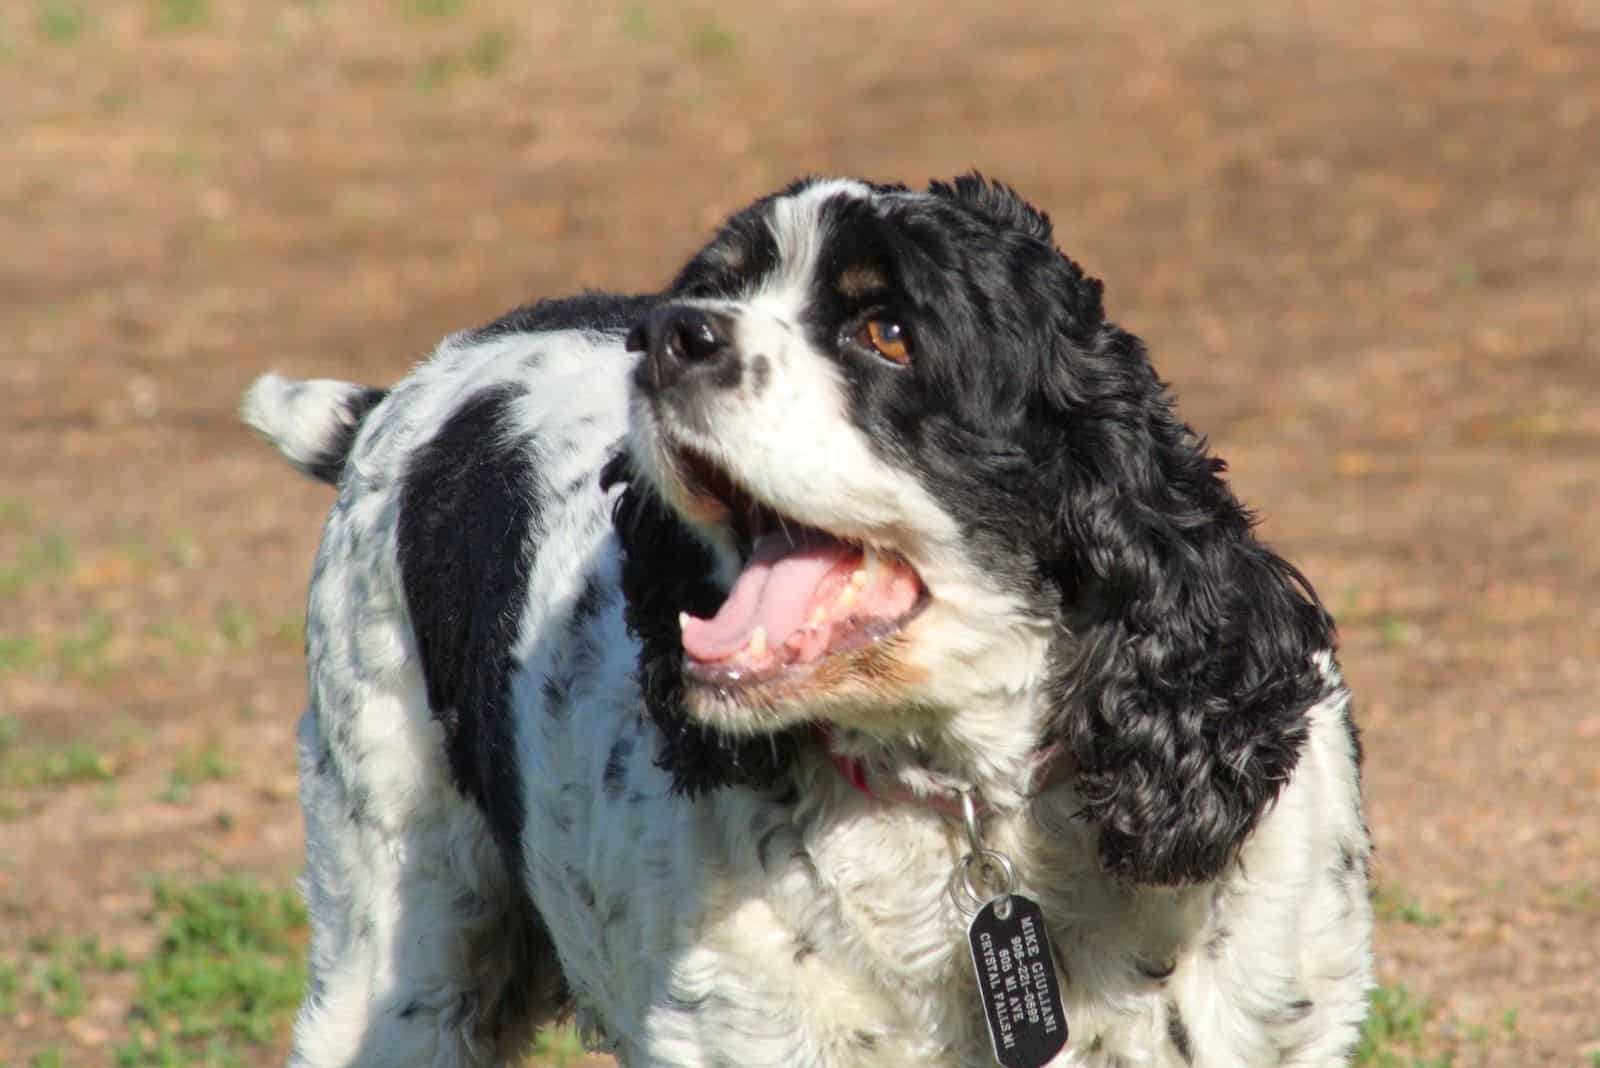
[414,26,513,92]
[116,877,307,1065]
[686,15,738,60]
[148,0,213,32]
[35,1,91,45]
[619,2,654,41]
[0,528,74,597]
[1374,883,1445,927]
[163,745,234,805]
[5,933,129,1029]
[4,741,117,787]
[1356,984,1447,1067]
[531,1025,587,1065]
[465,25,510,75]
[399,0,466,20]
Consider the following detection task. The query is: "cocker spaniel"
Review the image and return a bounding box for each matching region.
[244,175,1372,1067]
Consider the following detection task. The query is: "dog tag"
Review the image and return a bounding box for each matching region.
[966,893,1068,1068]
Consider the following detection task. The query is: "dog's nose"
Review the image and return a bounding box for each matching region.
[626,306,734,390]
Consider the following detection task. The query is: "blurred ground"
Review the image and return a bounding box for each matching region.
[2,0,1597,1064]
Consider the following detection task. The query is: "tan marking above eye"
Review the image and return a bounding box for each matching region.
[862,318,910,365]
[837,264,888,299]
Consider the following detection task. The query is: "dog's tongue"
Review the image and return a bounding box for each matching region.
[681,530,858,662]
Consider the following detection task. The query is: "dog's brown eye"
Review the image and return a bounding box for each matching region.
[858,318,910,365]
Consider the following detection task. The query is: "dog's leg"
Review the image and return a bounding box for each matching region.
[287,695,558,1067]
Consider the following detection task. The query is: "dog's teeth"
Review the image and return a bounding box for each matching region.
[811,606,829,626]
[849,568,870,589]
[678,612,690,631]
[748,626,768,660]
[837,586,857,610]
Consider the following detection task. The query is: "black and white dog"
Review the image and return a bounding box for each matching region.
[244,176,1372,1067]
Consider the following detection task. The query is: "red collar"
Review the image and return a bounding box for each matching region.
[817,726,1067,816]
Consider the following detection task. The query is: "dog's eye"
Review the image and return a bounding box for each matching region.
[855,318,911,366]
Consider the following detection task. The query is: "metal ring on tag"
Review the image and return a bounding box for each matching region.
[951,847,1017,918]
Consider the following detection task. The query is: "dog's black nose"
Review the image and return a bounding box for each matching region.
[626,306,735,391]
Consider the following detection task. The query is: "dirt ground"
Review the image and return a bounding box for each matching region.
[2,1,1597,1064]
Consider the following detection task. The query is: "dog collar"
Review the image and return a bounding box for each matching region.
[816,726,1066,816]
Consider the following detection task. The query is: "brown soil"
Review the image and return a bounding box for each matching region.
[2,1,1596,1064]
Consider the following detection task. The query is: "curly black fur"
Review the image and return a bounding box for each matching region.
[1033,298,1334,887]
[601,453,799,796]
[913,177,1336,885]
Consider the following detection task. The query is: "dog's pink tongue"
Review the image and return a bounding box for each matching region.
[681,531,858,662]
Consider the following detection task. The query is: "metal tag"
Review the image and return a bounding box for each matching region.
[966,893,1068,1068]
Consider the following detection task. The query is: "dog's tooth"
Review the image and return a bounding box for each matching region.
[849,568,870,589]
[748,625,768,660]
[678,611,690,631]
[837,586,857,610]
[811,606,829,626]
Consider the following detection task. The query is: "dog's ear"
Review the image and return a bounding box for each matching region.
[1036,322,1335,886]
[601,454,797,795]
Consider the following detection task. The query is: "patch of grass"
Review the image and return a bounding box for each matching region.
[0,498,31,527]
[170,530,206,570]
[686,14,738,60]
[273,615,306,649]
[32,1048,66,1068]
[618,2,654,41]
[0,528,74,597]
[531,1025,587,1065]
[0,716,19,751]
[148,0,213,32]
[7,934,128,1027]
[0,634,47,675]
[216,604,257,651]
[1356,984,1436,1067]
[163,744,234,805]
[117,877,307,1065]
[399,0,466,20]
[1374,883,1445,927]
[0,957,19,1015]
[4,741,117,786]
[1377,614,1422,649]
[1500,1006,1518,1037]
[414,27,513,92]
[1555,881,1596,911]
[35,2,91,45]
[465,25,510,75]
[57,611,118,681]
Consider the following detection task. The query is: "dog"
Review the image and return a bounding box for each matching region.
[244,175,1372,1067]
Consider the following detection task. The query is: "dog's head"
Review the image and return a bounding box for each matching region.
[607,175,1335,885]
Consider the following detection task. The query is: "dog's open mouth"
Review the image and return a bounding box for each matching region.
[671,447,927,685]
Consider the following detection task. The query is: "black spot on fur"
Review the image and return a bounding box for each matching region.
[396,384,572,1022]
[304,386,387,485]
[1282,997,1315,1022]
[1167,1000,1194,1064]
[748,353,771,394]
[542,670,570,719]
[793,936,818,964]
[850,1030,879,1052]
[601,452,799,795]
[603,731,635,798]
[398,385,537,866]
[471,291,660,340]
[1137,958,1176,981]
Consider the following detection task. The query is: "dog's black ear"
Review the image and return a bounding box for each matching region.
[1037,322,1335,886]
[602,453,796,795]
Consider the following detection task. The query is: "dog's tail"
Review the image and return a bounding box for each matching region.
[241,373,388,485]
